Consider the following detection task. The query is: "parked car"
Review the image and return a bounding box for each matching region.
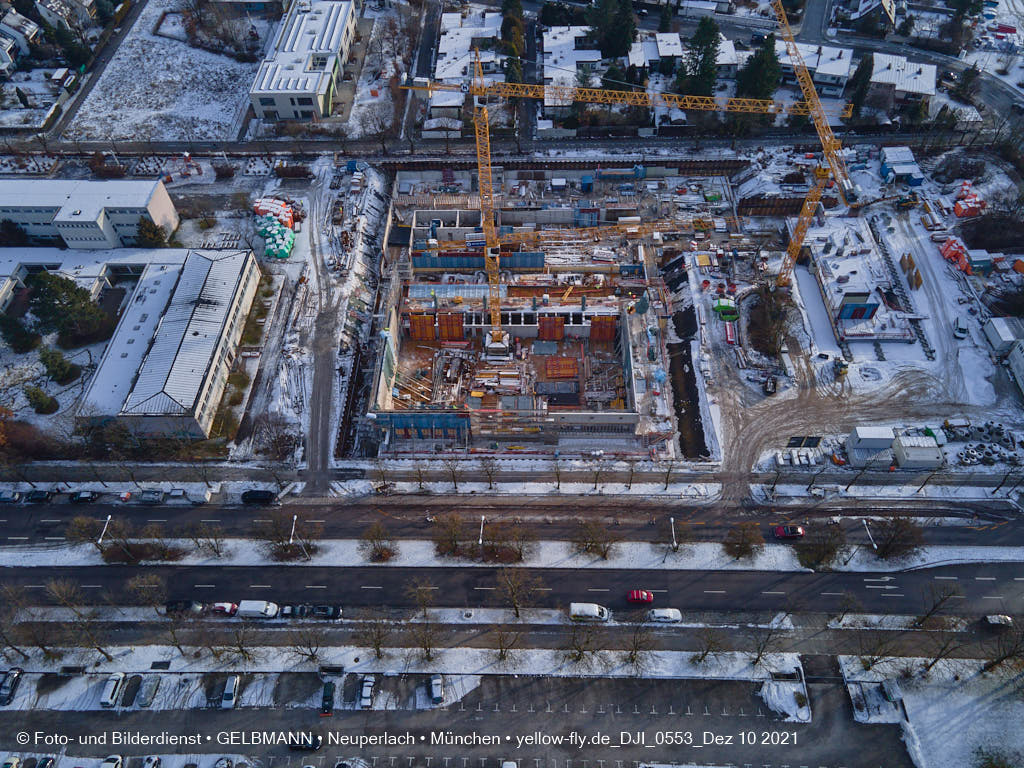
[359,675,375,709]
[288,733,322,751]
[241,489,278,505]
[100,672,126,708]
[36,758,55,768]
[99,756,123,768]
[646,608,682,623]
[320,681,335,716]
[429,674,444,704]
[25,490,54,503]
[138,490,164,504]
[0,491,22,503]
[221,675,240,709]
[70,491,101,503]
[165,600,204,616]
[281,604,313,620]
[626,589,654,604]
[119,491,133,502]
[773,525,805,540]
[312,605,342,620]
[0,668,23,705]
[141,757,161,768]
[208,602,238,617]
[2,758,21,768]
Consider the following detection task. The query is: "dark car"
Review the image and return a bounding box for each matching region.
[37,758,55,768]
[241,489,278,505]
[288,733,322,751]
[165,600,204,616]
[70,491,101,503]
[25,490,54,503]
[0,667,23,705]
[320,681,335,716]
[773,525,805,540]
[282,603,313,620]
[312,605,342,620]
[0,491,22,503]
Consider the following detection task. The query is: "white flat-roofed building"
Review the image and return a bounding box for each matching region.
[654,32,683,61]
[435,8,504,85]
[79,249,261,439]
[0,34,13,77]
[772,40,853,96]
[0,179,179,249]
[0,10,40,56]
[250,0,356,121]
[869,52,936,107]
[716,34,737,78]
[542,26,601,116]
[893,433,943,469]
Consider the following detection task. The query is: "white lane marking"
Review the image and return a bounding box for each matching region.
[880,593,905,598]
[44,536,65,541]
[982,596,1004,600]
[821,592,844,596]
[474,587,496,591]
[7,536,28,540]
[587,588,610,592]
[703,590,727,594]
[306,585,327,589]
[147,519,167,523]
[200,519,221,523]
[360,586,382,590]
[81,585,102,589]
[25,585,45,589]
[933,576,958,580]
[762,591,786,595]
[250,585,272,589]
[975,577,997,581]
[195,584,216,588]
[306,519,325,524]
[865,585,900,589]
[38,519,60,523]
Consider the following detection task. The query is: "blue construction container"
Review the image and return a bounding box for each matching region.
[581,175,593,193]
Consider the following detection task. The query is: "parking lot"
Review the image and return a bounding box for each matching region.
[0,675,910,767]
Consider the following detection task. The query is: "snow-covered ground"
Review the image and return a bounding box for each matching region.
[4,537,1024,573]
[65,0,262,140]
[840,655,1024,768]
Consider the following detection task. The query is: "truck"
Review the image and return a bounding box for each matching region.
[236,600,280,619]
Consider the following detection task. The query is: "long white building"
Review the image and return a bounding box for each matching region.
[249,0,357,121]
[0,179,179,250]
[79,249,261,439]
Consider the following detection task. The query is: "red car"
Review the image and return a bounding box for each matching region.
[773,525,805,540]
[627,589,654,604]
[208,602,238,616]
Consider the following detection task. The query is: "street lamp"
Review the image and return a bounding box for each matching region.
[97,514,112,545]
[289,514,297,545]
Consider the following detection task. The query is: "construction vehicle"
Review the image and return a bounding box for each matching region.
[896,192,920,211]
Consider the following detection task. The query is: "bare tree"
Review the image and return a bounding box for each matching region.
[550,457,562,490]
[103,518,137,563]
[413,461,428,490]
[360,102,393,155]
[493,624,520,664]
[691,626,726,666]
[479,456,499,489]
[255,511,321,561]
[590,460,605,491]
[186,522,227,558]
[140,522,179,561]
[858,632,897,670]
[65,516,103,553]
[411,621,439,662]
[795,523,846,569]
[288,626,327,664]
[355,617,392,660]
[406,577,435,619]
[125,574,167,615]
[225,625,258,664]
[46,578,86,620]
[913,584,962,629]
[661,460,678,490]
[747,624,783,668]
[922,634,964,674]
[622,623,655,675]
[624,458,639,490]
[505,521,536,562]
[982,628,1024,673]
[373,458,391,492]
[572,519,617,559]
[0,585,29,660]
[832,591,862,625]
[442,458,463,491]
[15,617,66,661]
[495,568,543,619]
[165,615,193,658]
[873,516,924,561]
[359,521,398,562]
[562,623,598,666]
[432,513,465,557]
[722,522,765,561]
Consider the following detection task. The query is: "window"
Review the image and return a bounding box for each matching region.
[259,97,275,106]
[297,97,313,106]
[300,110,313,119]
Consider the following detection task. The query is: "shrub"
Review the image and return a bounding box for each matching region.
[24,385,58,414]
[0,315,41,353]
[39,346,81,385]
[227,370,250,389]
[228,390,244,406]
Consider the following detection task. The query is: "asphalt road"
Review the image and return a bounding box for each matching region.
[0,497,1018,548]
[4,562,1024,616]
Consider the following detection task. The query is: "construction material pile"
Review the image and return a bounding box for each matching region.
[253,197,295,259]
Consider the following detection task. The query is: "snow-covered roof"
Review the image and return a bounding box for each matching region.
[109,250,253,418]
[628,39,660,68]
[1,10,39,40]
[775,40,853,79]
[871,52,936,97]
[542,26,601,107]
[429,89,465,108]
[655,33,683,59]
[852,425,896,440]
[0,179,162,216]
[850,0,896,25]
[987,316,1024,343]
[895,434,939,449]
[717,34,737,68]
[251,0,354,95]
[435,7,505,83]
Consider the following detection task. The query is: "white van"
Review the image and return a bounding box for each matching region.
[236,600,279,619]
[221,675,240,709]
[569,602,609,622]
[100,672,126,708]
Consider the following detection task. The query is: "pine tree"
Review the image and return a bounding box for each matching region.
[588,0,633,59]
[610,0,636,59]
[846,53,873,119]
[736,33,781,100]
[39,346,80,385]
[136,216,167,247]
[658,4,672,32]
[677,16,719,97]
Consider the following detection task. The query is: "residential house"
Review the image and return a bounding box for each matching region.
[430,6,504,118]
[542,26,601,118]
[774,40,854,97]
[716,33,737,79]
[0,33,14,78]
[0,10,40,56]
[847,0,897,29]
[249,0,357,121]
[868,52,936,109]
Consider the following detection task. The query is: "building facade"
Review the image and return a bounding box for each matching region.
[249,0,357,121]
[0,179,179,249]
[0,10,40,56]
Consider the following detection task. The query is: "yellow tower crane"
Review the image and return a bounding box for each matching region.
[769,0,856,287]
[406,50,853,349]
